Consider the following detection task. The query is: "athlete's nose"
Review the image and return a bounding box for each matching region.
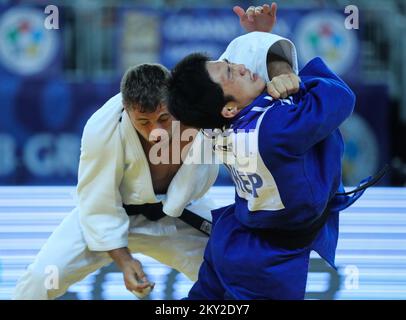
[235,63,246,75]
[149,123,166,142]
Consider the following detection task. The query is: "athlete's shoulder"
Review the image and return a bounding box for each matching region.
[81,93,124,156]
[85,93,123,127]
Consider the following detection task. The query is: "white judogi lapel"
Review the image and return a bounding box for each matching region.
[163,131,219,217]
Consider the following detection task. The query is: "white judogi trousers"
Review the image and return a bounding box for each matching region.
[13,206,209,300]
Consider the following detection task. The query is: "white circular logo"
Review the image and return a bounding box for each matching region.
[0,7,58,75]
[294,11,358,75]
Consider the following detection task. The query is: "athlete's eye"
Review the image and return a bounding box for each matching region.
[159,115,170,122]
[223,59,231,80]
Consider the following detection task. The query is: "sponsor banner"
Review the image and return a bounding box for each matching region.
[159,8,360,79]
[0,79,120,185]
[160,8,243,68]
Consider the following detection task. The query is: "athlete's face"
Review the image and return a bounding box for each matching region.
[126,103,174,145]
[206,59,265,109]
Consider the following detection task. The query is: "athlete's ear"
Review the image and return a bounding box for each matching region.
[221,103,239,118]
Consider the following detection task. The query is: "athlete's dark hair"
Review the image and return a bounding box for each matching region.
[168,53,232,129]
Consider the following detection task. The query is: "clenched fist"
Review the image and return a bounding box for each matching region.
[266,73,300,99]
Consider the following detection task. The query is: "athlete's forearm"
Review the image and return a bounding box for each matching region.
[108,247,133,270]
[267,52,294,79]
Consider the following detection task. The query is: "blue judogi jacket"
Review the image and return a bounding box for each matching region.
[216,57,365,267]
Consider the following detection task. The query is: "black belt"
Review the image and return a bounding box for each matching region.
[336,164,389,196]
[123,203,212,236]
[123,201,323,249]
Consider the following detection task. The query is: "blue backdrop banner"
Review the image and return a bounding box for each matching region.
[0,6,384,186]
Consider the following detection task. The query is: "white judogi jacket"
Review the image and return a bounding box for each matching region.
[77,93,218,251]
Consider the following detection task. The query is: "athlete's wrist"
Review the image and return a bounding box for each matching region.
[108,247,133,270]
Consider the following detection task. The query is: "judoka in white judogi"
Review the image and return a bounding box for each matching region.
[13,93,218,299]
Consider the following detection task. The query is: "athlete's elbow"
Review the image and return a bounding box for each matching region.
[341,86,356,117]
[330,80,355,118]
